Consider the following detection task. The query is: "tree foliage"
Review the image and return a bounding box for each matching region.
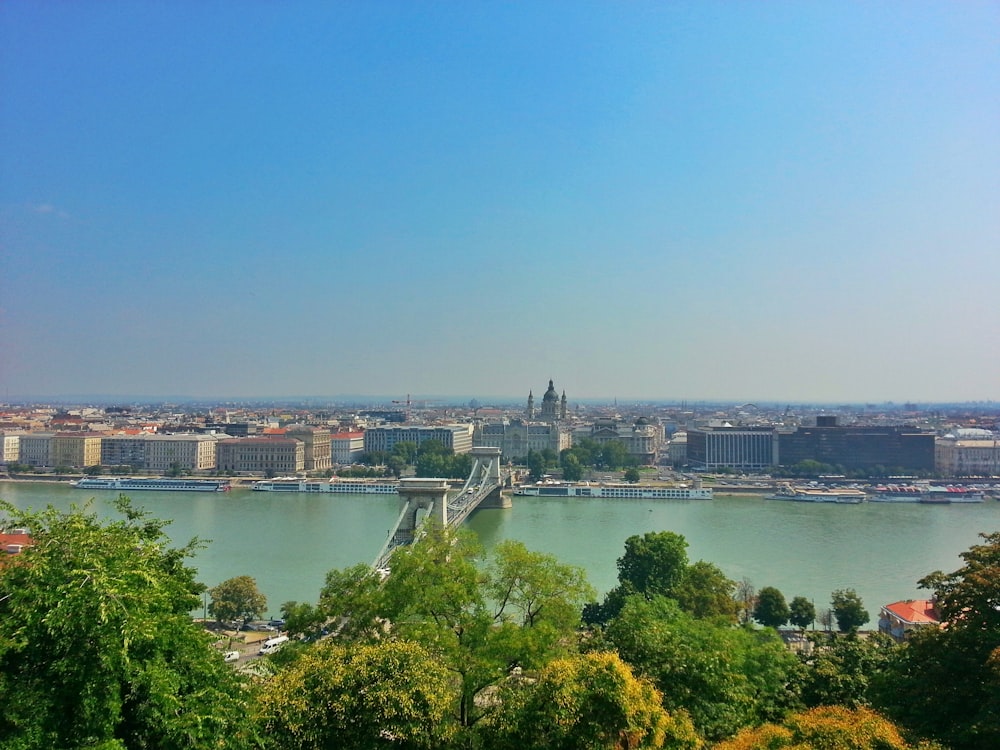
[871,532,1000,750]
[312,528,594,731]
[602,595,800,741]
[753,586,790,628]
[713,706,929,750]
[788,595,816,631]
[0,497,252,749]
[831,588,870,632]
[255,640,457,750]
[587,531,739,624]
[800,632,897,709]
[484,651,700,750]
[208,575,267,626]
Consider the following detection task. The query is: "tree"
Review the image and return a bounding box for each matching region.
[617,530,689,600]
[603,594,800,741]
[799,632,896,709]
[788,596,816,631]
[623,467,641,483]
[713,706,923,750]
[0,497,252,749]
[321,528,594,730]
[561,452,583,481]
[672,560,739,622]
[831,589,869,632]
[754,586,790,628]
[209,575,267,627]
[484,651,700,750]
[255,640,458,750]
[871,532,1000,750]
[526,449,547,480]
[735,578,757,625]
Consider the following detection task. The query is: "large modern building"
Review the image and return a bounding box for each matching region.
[216,438,304,475]
[101,434,150,468]
[686,426,776,471]
[363,425,474,455]
[778,416,935,473]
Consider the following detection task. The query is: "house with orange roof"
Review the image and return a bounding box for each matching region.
[878,599,940,642]
[0,528,33,559]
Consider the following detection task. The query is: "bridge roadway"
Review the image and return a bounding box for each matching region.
[371,447,510,573]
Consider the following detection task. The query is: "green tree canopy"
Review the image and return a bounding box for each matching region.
[314,528,594,730]
[602,594,800,741]
[831,589,870,633]
[255,640,457,750]
[208,575,267,627]
[0,497,252,749]
[788,596,816,631]
[672,560,739,622]
[484,651,700,750]
[754,586,791,628]
[800,632,896,709]
[617,530,689,600]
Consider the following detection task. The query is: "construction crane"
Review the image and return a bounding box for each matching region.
[392,395,412,422]
[391,395,441,422]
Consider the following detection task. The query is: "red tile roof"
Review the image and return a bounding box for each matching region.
[883,599,939,625]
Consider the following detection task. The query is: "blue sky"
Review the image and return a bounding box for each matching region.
[2,2,998,403]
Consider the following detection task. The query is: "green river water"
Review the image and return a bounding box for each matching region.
[3,480,998,622]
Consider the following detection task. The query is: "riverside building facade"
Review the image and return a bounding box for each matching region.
[778,416,935,473]
[363,425,474,455]
[686,426,776,471]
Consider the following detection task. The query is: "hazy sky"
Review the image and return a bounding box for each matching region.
[2,2,998,403]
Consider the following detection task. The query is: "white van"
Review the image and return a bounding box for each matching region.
[258,635,289,655]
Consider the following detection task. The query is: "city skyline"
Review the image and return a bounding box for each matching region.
[2,3,998,403]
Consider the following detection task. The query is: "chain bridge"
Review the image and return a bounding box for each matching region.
[371,447,511,572]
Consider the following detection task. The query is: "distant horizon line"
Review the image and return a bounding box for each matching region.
[2,394,998,409]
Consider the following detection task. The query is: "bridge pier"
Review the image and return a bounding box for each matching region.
[477,486,512,509]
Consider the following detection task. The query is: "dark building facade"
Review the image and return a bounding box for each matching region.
[777,417,935,473]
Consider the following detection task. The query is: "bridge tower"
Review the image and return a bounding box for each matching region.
[395,477,450,539]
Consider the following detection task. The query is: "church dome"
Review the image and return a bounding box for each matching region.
[542,379,558,402]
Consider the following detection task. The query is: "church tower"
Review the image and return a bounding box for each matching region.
[561,390,567,420]
[541,379,559,423]
[526,390,535,420]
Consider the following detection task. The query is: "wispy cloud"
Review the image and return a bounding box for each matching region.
[32,203,70,219]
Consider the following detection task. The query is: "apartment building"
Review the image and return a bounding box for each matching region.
[330,431,365,465]
[216,438,304,475]
[51,433,103,468]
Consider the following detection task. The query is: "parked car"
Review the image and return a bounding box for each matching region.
[224,650,240,663]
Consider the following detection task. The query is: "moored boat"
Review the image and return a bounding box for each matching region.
[73,477,231,492]
[251,478,399,494]
[513,482,713,500]
[766,485,866,504]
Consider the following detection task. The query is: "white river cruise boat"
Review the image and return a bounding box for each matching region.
[251,478,400,494]
[766,485,866,504]
[73,477,231,492]
[513,482,713,500]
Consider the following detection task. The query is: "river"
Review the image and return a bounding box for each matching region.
[3,480,998,622]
